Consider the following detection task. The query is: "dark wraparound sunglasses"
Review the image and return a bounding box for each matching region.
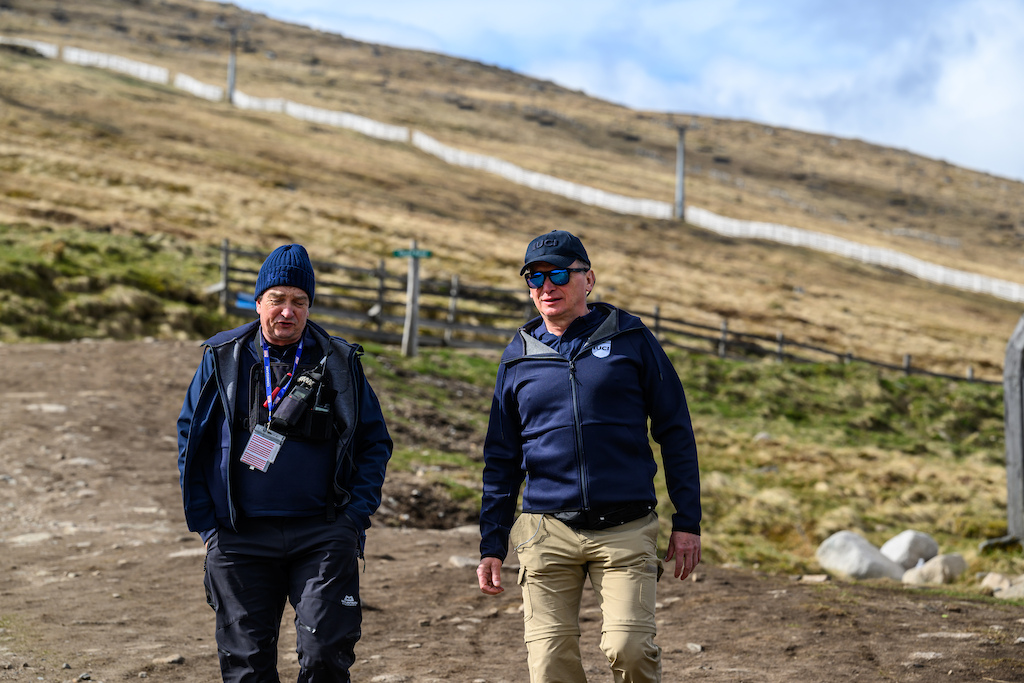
[525,267,589,289]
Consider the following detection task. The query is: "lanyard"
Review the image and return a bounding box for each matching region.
[260,333,303,421]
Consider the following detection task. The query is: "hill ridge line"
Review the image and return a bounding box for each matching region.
[6,34,1023,303]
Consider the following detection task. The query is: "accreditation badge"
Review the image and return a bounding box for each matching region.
[240,424,285,472]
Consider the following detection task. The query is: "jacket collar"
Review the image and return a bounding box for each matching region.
[516,302,631,358]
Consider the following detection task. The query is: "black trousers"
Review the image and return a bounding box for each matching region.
[204,514,363,683]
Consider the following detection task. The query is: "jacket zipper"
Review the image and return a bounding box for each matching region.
[568,358,590,511]
[569,328,631,513]
[509,319,634,514]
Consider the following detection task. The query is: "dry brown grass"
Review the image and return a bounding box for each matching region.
[1,0,1022,380]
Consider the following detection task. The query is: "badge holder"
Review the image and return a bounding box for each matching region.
[241,335,305,473]
[240,424,285,472]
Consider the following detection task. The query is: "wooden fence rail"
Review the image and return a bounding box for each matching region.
[211,242,997,384]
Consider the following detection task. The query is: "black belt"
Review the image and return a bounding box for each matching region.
[551,502,654,530]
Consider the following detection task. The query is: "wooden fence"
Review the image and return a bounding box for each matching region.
[211,242,997,384]
[211,242,531,350]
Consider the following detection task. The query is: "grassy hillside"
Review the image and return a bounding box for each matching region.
[0,0,1022,380]
[0,0,1022,579]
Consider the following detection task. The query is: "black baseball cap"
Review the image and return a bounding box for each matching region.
[520,230,591,275]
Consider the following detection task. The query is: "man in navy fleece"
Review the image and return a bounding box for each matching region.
[177,244,392,682]
[477,230,701,683]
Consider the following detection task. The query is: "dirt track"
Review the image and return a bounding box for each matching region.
[1,340,1023,682]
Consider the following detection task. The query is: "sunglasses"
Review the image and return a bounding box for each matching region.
[525,267,589,289]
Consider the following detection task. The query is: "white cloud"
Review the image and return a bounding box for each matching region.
[230,0,1024,180]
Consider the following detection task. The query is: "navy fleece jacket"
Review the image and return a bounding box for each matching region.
[479,302,700,560]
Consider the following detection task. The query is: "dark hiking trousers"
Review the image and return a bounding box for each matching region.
[204,514,363,682]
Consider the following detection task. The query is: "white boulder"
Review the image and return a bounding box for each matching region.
[980,572,1013,593]
[880,530,939,570]
[816,531,905,581]
[996,582,1024,599]
[902,554,967,585]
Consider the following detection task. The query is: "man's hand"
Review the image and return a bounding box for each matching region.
[477,557,504,595]
[664,531,701,580]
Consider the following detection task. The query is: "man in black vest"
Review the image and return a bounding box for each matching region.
[177,244,393,682]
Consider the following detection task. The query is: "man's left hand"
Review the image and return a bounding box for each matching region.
[664,531,701,580]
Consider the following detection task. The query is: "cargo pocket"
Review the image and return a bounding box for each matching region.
[203,562,217,611]
[203,532,219,611]
[518,565,533,624]
[636,561,658,619]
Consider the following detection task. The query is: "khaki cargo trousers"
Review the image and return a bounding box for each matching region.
[509,511,662,683]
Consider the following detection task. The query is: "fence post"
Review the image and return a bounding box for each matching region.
[903,354,912,376]
[718,319,728,358]
[219,238,230,314]
[967,366,975,382]
[674,126,686,221]
[652,305,661,339]
[444,274,459,346]
[375,259,386,333]
[776,331,785,362]
[401,240,421,358]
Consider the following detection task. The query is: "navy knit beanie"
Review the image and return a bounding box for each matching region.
[254,244,316,303]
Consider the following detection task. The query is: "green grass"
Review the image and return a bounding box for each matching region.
[674,354,1004,457]
[654,351,1018,579]
[0,613,30,648]
[0,223,230,342]
[389,447,483,504]
[360,342,499,389]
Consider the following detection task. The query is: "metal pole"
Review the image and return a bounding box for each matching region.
[401,240,421,357]
[1003,314,1024,540]
[674,126,687,221]
[226,27,237,104]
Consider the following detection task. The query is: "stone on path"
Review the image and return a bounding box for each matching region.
[816,531,904,580]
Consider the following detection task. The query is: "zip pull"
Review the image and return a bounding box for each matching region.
[568,359,582,385]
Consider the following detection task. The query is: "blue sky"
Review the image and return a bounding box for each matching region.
[227,0,1024,182]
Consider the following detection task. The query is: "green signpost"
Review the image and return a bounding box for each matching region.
[394,241,431,356]
[393,248,433,259]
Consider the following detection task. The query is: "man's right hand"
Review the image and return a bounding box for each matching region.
[477,557,504,595]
